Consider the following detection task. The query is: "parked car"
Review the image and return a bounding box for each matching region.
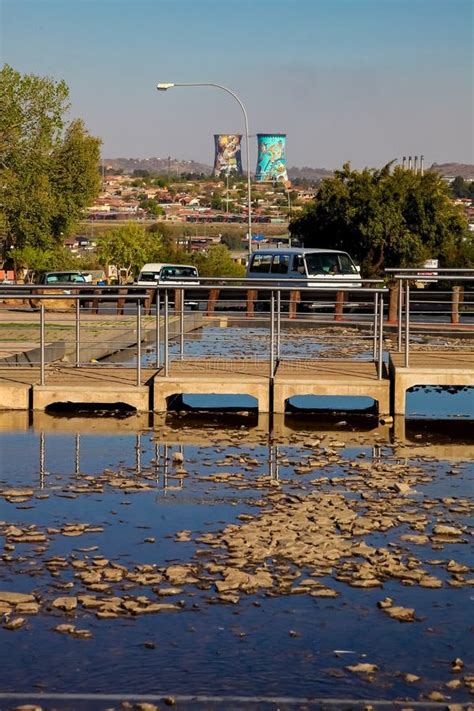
[30,271,89,310]
[37,271,88,286]
[134,263,200,309]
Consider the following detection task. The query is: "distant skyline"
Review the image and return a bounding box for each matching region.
[2,0,473,170]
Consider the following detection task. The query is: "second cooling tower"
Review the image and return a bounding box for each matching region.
[255,133,288,183]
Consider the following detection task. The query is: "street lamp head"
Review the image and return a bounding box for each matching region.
[156,83,175,91]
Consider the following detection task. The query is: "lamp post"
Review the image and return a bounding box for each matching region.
[156,82,252,258]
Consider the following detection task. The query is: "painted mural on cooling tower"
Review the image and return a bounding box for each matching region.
[255,133,288,182]
[213,134,243,176]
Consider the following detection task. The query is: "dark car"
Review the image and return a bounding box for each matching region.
[37,271,88,285]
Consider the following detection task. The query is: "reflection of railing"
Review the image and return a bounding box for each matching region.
[1,280,388,383]
[386,269,474,367]
[35,430,285,489]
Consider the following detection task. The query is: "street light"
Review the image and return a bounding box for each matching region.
[156,82,253,258]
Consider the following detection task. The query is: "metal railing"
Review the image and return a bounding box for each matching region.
[386,268,474,366]
[0,280,389,384]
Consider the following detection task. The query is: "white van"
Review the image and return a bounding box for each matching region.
[136,263,200,308]
[246,248,360,283]
[245,248,361,310]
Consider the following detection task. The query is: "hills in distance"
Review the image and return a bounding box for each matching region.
[103,157,474,181]
[103,157,338,180]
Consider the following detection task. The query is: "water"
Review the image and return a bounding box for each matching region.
[0,413,473,706]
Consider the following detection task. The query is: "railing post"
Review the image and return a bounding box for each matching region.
[136,300,142,387]
[75,299,80,367]
[378,292,384,379]
[373,291,379,361]
[155,290,161,368]
[164,289,169,377]
[40,303,45,386]
[269,290,275,377]
[387,282,398,324]
[276,289,281,359]
[179,287,184,360]
[404,281,410,367]
[398,279,403,352]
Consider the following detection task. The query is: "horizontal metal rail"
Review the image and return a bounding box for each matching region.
[386,269,474,366]
[0,283,389,386]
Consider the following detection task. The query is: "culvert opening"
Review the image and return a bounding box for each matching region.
[165,393,258,414]
[285,395,378,416]
[45,402,137,418]
[406,385,474,420]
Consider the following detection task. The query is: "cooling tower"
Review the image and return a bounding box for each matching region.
[255,133,288,182]
[213,134,243,176]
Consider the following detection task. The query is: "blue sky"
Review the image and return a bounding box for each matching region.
[1,0,473,170]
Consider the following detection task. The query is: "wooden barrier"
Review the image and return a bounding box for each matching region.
[334,291,345,321]
[206,289,220,315]
[246,289,257,316]
[451,286,463,324]
[289,290,300,319]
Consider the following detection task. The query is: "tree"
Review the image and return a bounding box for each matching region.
[10,245,81,281]
[50,119,101,237]
[220,233,245,250]
[96,223,163,283]
[450,176,469,199]
[139,198,164,217]
[0,65,101,252]
[192,244,245,277]
[290,163,473,277]
[210,192,223,210]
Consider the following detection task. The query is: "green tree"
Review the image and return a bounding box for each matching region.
[192,244,245,277]
[210,192,223,210]
[139,198,164,217]
[220,232,245,250]
[96,223,163,283]
[290,163,473,277]
[450,176,469,199]
[10,245,81,281]
[50,119,101,237]
[0,64,101,251]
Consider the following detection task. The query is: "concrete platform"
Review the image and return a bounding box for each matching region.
[389,351,474,415]
[32,367,153,412]
[0,368,37,409]
[153,359,270,412]
[273,360,390,415]
[0,366,154,412]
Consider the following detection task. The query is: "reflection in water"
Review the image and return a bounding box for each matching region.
[0,409,472,701]
[39,431,45,489]
[30,411,474,486]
